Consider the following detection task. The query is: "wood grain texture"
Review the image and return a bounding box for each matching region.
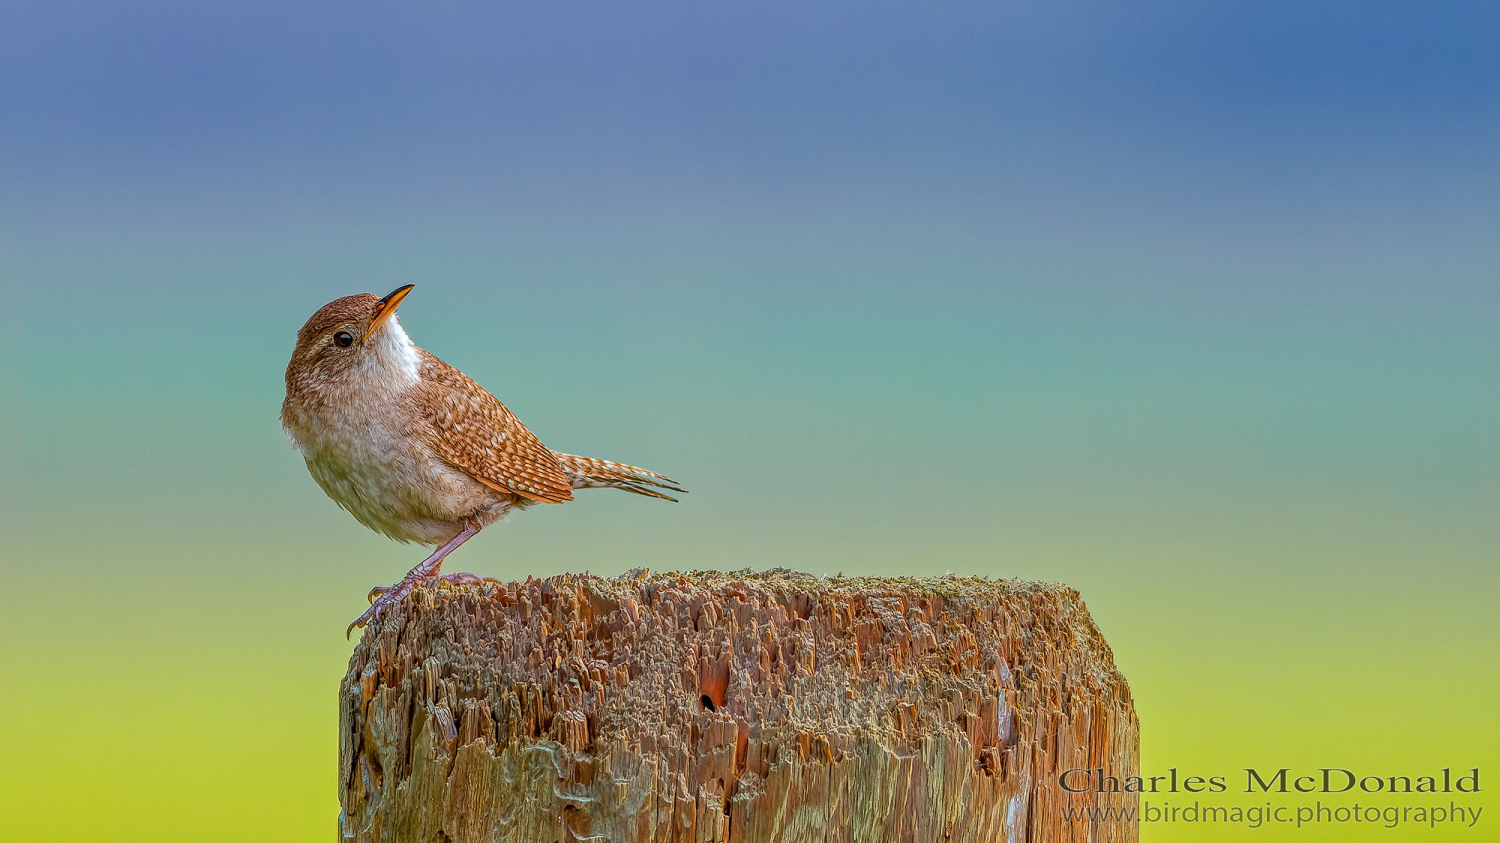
[338,570,1138,842]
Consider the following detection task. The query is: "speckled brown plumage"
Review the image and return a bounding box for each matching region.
[280,285,684,635]
[550,452,686,501]
[415,352,575,504]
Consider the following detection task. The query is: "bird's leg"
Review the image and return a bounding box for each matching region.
[347,525,480,638]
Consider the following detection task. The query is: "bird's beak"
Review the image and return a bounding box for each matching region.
[366,284,414,340]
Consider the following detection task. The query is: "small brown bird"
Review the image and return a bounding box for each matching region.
[281,285,684,636]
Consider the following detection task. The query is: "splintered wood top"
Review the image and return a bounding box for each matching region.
[340,570,1138,843]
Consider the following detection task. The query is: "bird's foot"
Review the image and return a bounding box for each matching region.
[434,571,503,588]
[349,574,501,638]
[348,570,434,639]
[349,525,484,639]
[365,571,493,604]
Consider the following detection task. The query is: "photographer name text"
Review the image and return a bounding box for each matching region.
[1058,767,1480,795]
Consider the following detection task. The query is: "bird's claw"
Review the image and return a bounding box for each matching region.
[345,613,371,640]
[346,597,390,639]
[348,577,419,639]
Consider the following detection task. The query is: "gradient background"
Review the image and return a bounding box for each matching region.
[2,2,1496,840]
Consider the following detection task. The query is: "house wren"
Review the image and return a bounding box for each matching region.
[281,285,684,636]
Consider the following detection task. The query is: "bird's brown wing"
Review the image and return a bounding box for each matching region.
[415,351,573,503]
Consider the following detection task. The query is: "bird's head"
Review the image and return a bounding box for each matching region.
[283,284,419,404]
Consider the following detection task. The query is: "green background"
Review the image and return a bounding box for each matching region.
[3,3,1495,840]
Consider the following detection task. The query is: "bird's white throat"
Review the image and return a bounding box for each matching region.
[355,316,422,396]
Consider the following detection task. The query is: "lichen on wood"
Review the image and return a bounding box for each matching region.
[338,570,1138,842]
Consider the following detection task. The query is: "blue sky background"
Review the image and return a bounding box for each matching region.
[3,3,1497,840]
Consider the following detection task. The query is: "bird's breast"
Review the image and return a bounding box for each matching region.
[284,390,505,544]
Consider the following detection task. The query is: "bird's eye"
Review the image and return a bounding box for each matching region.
[334,331,354,348]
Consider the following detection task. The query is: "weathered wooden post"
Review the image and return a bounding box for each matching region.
[338,570,1137,842]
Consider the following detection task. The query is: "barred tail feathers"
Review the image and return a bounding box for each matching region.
[549,452,686,502]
